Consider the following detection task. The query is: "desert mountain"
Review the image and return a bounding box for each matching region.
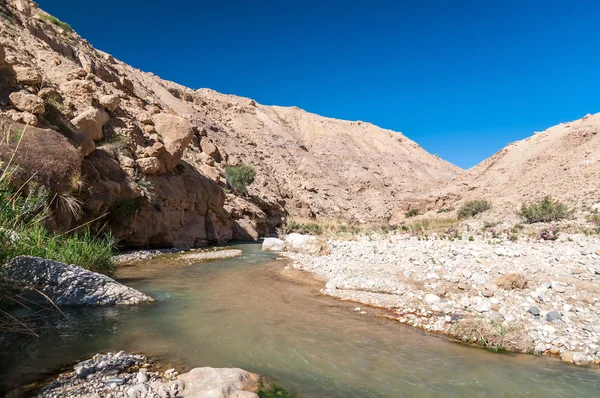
[401,112,600,222]
[0,0,458,247]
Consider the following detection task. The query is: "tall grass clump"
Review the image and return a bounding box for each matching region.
[225,165,256,195]
[0,143,115,274]
[518,196,572,223]
[458,200,491,219]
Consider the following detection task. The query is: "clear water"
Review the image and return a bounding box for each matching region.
[2,243,600,397]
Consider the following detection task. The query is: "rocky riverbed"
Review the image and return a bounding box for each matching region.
[284,232,600,365]
[116,248,243,265]
[36,351,261,398]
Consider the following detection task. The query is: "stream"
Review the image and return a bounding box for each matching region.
[1,243,600,397]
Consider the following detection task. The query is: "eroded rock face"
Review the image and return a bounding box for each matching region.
[2,256,154,306]
[13,65,41,85]
[152,113,193,170]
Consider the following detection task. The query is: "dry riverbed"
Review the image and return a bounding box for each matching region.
[284,232,600,366]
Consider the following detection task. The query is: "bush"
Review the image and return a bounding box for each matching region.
[519,196,572,223]
[458,200,491,219]
[41,14,73,33]
[405,209,419,218]
[225,165,256,195]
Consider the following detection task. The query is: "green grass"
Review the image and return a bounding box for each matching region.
[225,165,256,195]
[41,14,73,33]
[458,200,491,219]
[518,196,572,223]
[0,174,115,275]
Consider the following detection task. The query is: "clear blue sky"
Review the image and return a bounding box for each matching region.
[37,0,600,169]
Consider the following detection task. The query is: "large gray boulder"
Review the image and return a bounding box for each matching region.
[2,256,154,306]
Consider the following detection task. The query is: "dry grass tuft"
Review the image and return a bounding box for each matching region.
[450,318,532,353]
[495,273,527,290]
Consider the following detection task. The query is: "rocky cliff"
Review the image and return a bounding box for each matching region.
[0,0,459,247]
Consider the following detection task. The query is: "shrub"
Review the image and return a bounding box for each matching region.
[41,14,73,33]
[458,200,491,219]
[405,209,419,218]
[225,165,256,195]
[437,207,455,213]
[519,196,572,223]
[450,318,531,353]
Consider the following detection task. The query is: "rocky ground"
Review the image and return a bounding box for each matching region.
[115,247,242,265]
[36,351,260,398]
[283,231,600,366]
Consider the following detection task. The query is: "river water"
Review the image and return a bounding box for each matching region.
[2,244,600,397]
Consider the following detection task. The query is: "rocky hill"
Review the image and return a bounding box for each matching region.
[397,112,600,222]
[0,0,458,248]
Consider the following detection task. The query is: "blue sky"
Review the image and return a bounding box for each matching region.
[37,0,600,169]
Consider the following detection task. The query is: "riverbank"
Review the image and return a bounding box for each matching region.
[116,247,244,265]
[36,351,264,398]
[283,232,600,365]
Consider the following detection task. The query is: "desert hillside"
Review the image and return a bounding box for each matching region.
[398,112,600,221]
[0,0,458,247]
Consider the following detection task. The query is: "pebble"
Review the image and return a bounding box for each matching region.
[285,231,600,366]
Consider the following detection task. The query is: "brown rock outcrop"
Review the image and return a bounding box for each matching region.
[152,113,193,170]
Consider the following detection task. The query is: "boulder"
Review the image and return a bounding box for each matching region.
[262,238,284,251]
[201,139,222,162]
[136,157,161,175]
[71,107,110,141]
[283,233,321,254]
[177,367,260,398]
[2,256,154,306]
[9,90,45,114]
[13,65,42,86]
[152,113,193,170]
[59,80,94,111]
[8,111,38,126]
[99,94,121,112]
[37,87,62,102]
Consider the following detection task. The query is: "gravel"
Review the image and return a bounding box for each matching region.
[284,232,600,366]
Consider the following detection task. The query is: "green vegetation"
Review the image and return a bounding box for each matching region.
[0,135,115,274]
[519,196,572,223]
[257,378,293,398]
[405,209,419,218]
[41,13,73,33]
[0,182,115,275]
[437,207,455,213]
[458,200,491,219]
[225,165,256,195]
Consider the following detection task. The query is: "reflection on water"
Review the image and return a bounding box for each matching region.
[2,244,600,397]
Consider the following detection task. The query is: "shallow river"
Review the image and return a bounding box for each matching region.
[2,244,600,397]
